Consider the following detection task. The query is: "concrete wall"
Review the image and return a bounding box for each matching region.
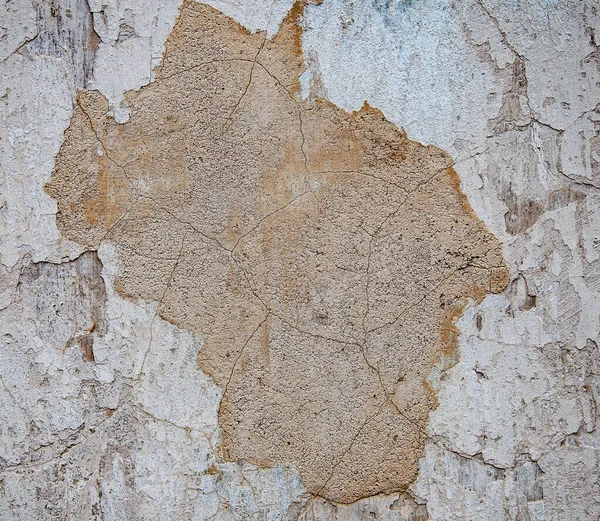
[1,1,599,519]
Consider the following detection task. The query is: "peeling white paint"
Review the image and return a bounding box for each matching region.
[1,0,599,519]
[0,0,37,62]
[302,0,600,519]
[0,53,82,268]
[88,0,182,122]
[202,0,296,37]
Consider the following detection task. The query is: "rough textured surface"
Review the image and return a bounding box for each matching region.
[1,0,599,519]
[301,0,600,518]
[47,2,507,502]
[0,244,306,520]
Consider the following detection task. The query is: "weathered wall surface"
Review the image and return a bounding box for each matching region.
[1,1,599,520]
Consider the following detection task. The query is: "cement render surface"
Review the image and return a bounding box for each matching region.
[1,0,599,519]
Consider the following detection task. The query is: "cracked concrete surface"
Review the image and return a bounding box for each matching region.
[1,0,599,519]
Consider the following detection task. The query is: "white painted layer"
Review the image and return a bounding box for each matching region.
[1,0,599,519]
[303,1,600,519]
[0,53,82,268]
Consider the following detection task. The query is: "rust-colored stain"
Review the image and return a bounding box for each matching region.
[46,0,508,503]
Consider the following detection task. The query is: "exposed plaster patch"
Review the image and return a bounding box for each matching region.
[4,0,599,517]
[85,0,296,123]
[47,0,508,502]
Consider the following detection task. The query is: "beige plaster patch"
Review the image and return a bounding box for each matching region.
[47,0,508,502]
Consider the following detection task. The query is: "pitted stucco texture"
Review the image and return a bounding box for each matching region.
[47,1,508,502]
